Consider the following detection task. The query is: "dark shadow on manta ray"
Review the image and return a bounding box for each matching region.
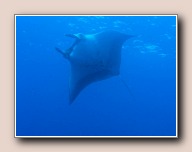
[55,30,134,103]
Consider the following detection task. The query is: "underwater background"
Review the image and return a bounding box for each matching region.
[16,15,176,136]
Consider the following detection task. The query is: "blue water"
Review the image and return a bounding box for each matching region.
[16,15,176,136]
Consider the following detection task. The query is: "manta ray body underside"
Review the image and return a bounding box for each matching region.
[56,30,133,103]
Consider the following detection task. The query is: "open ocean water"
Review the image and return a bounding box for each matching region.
[16,15,176,136]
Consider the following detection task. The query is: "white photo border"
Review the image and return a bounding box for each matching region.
[14,14,178,138]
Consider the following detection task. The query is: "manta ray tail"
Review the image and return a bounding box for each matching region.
[118,76,135,101]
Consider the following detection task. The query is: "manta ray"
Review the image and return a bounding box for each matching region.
[55,30,133,103]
